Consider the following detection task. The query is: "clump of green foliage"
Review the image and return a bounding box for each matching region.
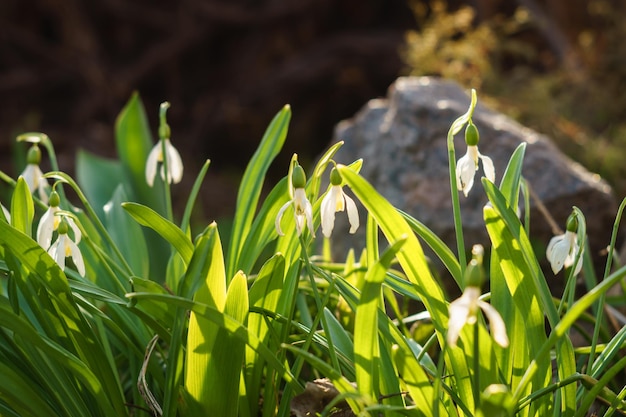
[1,91,626,417]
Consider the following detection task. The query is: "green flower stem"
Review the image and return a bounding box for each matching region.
[447,89,477,281]
[159,138,174,223]
[159,102,174,223]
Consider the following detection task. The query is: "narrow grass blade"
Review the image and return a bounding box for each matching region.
[354,237,406,401]
[122,202,193,265]
[227,105,291,278]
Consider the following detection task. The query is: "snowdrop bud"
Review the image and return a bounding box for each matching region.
[292,164,306,188]
[329,167,342,186]
[49,190,60,208]
[26,145,42,165]
[566,213,578,233]
[465,121,479,146]
[57,218,69,235]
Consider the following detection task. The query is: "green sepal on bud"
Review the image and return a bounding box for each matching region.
[465,121,480,146]
[48,191,61,207]
[26,145,42,165]
[57,218,69,235]
[329,167,342,186]
[292,164,307,189]
[465,244,485,288]
[566,212,578,233]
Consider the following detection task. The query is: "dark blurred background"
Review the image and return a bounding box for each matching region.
[1,0,625,220]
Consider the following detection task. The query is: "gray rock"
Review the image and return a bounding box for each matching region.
[329,76,617,288]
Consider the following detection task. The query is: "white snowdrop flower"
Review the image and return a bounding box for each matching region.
[48,218,85,277]
[456,122,495,197]
[447,245,508,348]
[320,168,359,238]
[36,191,81,250]
[145,139,184,187]
[546,213,583,275]
[275,164,315,237]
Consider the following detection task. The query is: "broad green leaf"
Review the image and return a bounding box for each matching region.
[245,254,285,415]
[122,202,193,265]
[185,224,229,413]
[76,149,123,221]
[115,92,164,210]
[354,237,405,401]
[127,291,296,387]
[10,177,34,236]
[105,185,149,277]
[227,105,291,278]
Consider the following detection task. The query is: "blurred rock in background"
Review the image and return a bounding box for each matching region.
[330,77,618,292]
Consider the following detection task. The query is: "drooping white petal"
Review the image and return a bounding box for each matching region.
[564,239,583,276]
[344,193,359,234]
[165,140,184,184]
[145,143,161,187]
[447,289,475,347]
[67,238,86,277]
[68,218,82,244]
[275,200,292,236]
[546,232,574,274]
[48,235,67,271]
[479,152,496,183]
[478,300,509,348]
[304,199,315,238]
[37,206,59,249]
[456,149,477,197]
[320,188,338,238]
[21,164,49,203]
[292,188,314,237]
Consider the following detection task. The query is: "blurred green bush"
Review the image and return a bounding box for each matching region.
[403,0,626,197]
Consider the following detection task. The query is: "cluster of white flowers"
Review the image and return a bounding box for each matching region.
[275,161,359,240]
[36,190,85,277]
